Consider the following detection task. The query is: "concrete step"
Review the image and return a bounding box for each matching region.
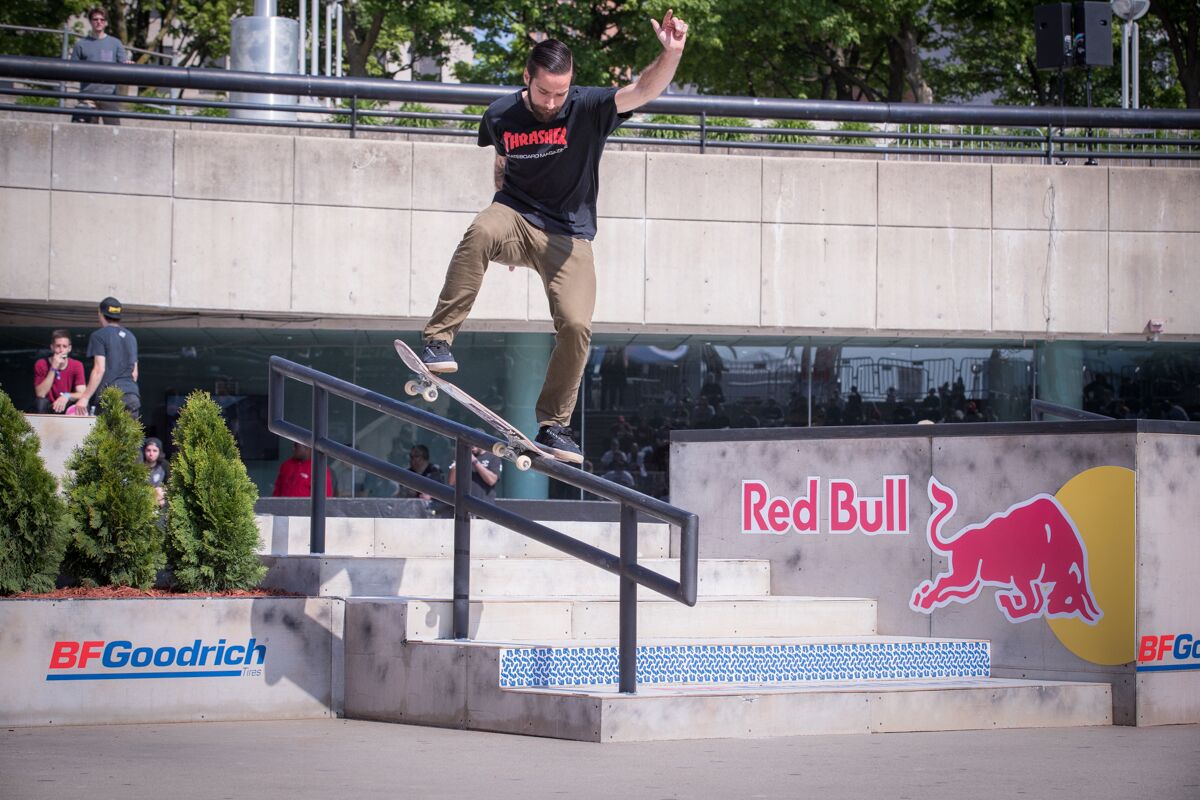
[261,555,769,599]
[255,515,671,559]
[494,636,990,688]
[343,638,1113,742]
[350,596,877,642]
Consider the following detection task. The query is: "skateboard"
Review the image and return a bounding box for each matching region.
[394,339,546,471]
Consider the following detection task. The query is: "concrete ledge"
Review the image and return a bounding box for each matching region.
[0,597,344,727]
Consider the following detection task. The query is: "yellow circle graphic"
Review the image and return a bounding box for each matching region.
[1047,466,1136,665]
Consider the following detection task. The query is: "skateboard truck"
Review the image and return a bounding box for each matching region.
[491,441,533,472]
[403,377,439,404]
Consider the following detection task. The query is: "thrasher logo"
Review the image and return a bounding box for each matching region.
[504,127,568,152]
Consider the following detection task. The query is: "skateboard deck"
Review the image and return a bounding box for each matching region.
[394,339,549,471]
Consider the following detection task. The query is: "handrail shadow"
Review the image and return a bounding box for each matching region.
[267,356,699,694]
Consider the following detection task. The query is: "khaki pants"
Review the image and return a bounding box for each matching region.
[423,203,596,427]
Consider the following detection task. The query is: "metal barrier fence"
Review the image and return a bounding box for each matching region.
[1,55,1198,162]
[267,356,699,694]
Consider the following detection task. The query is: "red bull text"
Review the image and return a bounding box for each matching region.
[46,638,267,681]
[741,476,909,535]
[1138,634,1200,672]
[909,477,1103,625]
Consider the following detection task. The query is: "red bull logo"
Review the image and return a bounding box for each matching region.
[910,477,1102,625]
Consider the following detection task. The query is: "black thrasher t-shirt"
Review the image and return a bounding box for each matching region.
[479,85,630,240]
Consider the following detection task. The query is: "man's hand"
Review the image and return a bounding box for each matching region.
[52,394,70,413]
[650,9,688,52]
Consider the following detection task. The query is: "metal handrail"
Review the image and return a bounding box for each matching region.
[1031,399,1112,421]
[3,55,1198,128]
[267,355,699,694]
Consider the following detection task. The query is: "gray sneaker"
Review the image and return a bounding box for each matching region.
[534,424,583,464]
[421,339,457,373]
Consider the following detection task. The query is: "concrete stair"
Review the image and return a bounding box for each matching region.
[257,514,1115,741]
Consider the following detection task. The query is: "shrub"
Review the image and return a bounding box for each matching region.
[63,387,162,588]
[165,391,265,591]
[333,99,443,129]
[458,104,487,131]
[641,113,696,140]
[832,121,876,146]
[706,116,754,143]
[0,390,74,594]
[768,118,817,144]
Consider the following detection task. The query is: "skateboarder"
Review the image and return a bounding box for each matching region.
[418,11,689,463]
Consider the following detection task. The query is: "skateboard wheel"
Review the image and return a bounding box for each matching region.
[404,380,420,397]
[491,442,508,458]
[515,455,532,471]
[421,385,438,403]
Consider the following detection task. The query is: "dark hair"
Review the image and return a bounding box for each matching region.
[50,328,71,343]
[88,7,107,19]
[410,444,430,460]
[526,39,573,79]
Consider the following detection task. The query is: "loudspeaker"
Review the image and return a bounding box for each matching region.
[1035,4,1072,69]
[1072,1,1113,66]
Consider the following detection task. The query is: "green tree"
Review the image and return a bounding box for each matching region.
[340,0,472,78]
[0,0,88,58]
[0,390,74,595]
[165,390,265,592]
[63,387,162,588]
[1149,0,1200,108]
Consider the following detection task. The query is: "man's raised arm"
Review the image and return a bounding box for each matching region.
[615,10,689,114]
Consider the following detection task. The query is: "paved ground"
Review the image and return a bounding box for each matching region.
[2,720,1197,800]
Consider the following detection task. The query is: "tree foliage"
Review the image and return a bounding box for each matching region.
[0,0,88,58]
[3,0,1194,106]
[63,387,162,588]
[0,390,74,595]
[165,390,265,592]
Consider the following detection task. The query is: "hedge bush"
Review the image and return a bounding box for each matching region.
[165,390,265,591]
[0,389,74,594]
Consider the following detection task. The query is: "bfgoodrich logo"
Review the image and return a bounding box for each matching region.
[46,638,267,681]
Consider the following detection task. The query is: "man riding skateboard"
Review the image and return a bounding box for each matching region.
[419,11,689,463]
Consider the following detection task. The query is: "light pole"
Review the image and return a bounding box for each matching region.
[1111,0,1150,109]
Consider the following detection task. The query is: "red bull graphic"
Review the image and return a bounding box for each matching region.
[741,476,909,535]
[910,477,1102,625]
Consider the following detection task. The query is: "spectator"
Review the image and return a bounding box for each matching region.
[448,445,503,500]
[601,450,636,490]
[70,7,132,125]
[398,444,443,500]
[74,297,140,419]
[272,442,333,498]
[142,436,168,508]
[33,329,86,414]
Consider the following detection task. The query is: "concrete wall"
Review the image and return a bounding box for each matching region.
[0,597,343,727]
[2,118,1197,338]
[670,422,1200,725]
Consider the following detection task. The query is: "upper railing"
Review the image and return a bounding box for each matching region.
[2,55,1198,163]
[267,356,699,694]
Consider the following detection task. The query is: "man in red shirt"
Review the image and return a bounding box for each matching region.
[272,442,333,497]
[33,329,86,414]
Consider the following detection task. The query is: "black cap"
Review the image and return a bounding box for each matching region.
[99,296,122,320]
[144,437,163,450]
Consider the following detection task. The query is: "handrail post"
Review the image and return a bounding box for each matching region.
[452,437,472,639]
[59,25,69,108]
[310,385,328,554]
[699,110,707,154]
[618,503,638,694]
[350,94,357,138]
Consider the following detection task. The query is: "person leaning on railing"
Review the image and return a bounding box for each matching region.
[69,6,132,125]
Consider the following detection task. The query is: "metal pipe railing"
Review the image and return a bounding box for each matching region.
[2,55,1198,130]
[267,356,700,693]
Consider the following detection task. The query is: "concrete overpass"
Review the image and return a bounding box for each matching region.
[2,117,1197,341]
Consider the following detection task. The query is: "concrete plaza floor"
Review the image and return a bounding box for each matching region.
[1,719,1197,800]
